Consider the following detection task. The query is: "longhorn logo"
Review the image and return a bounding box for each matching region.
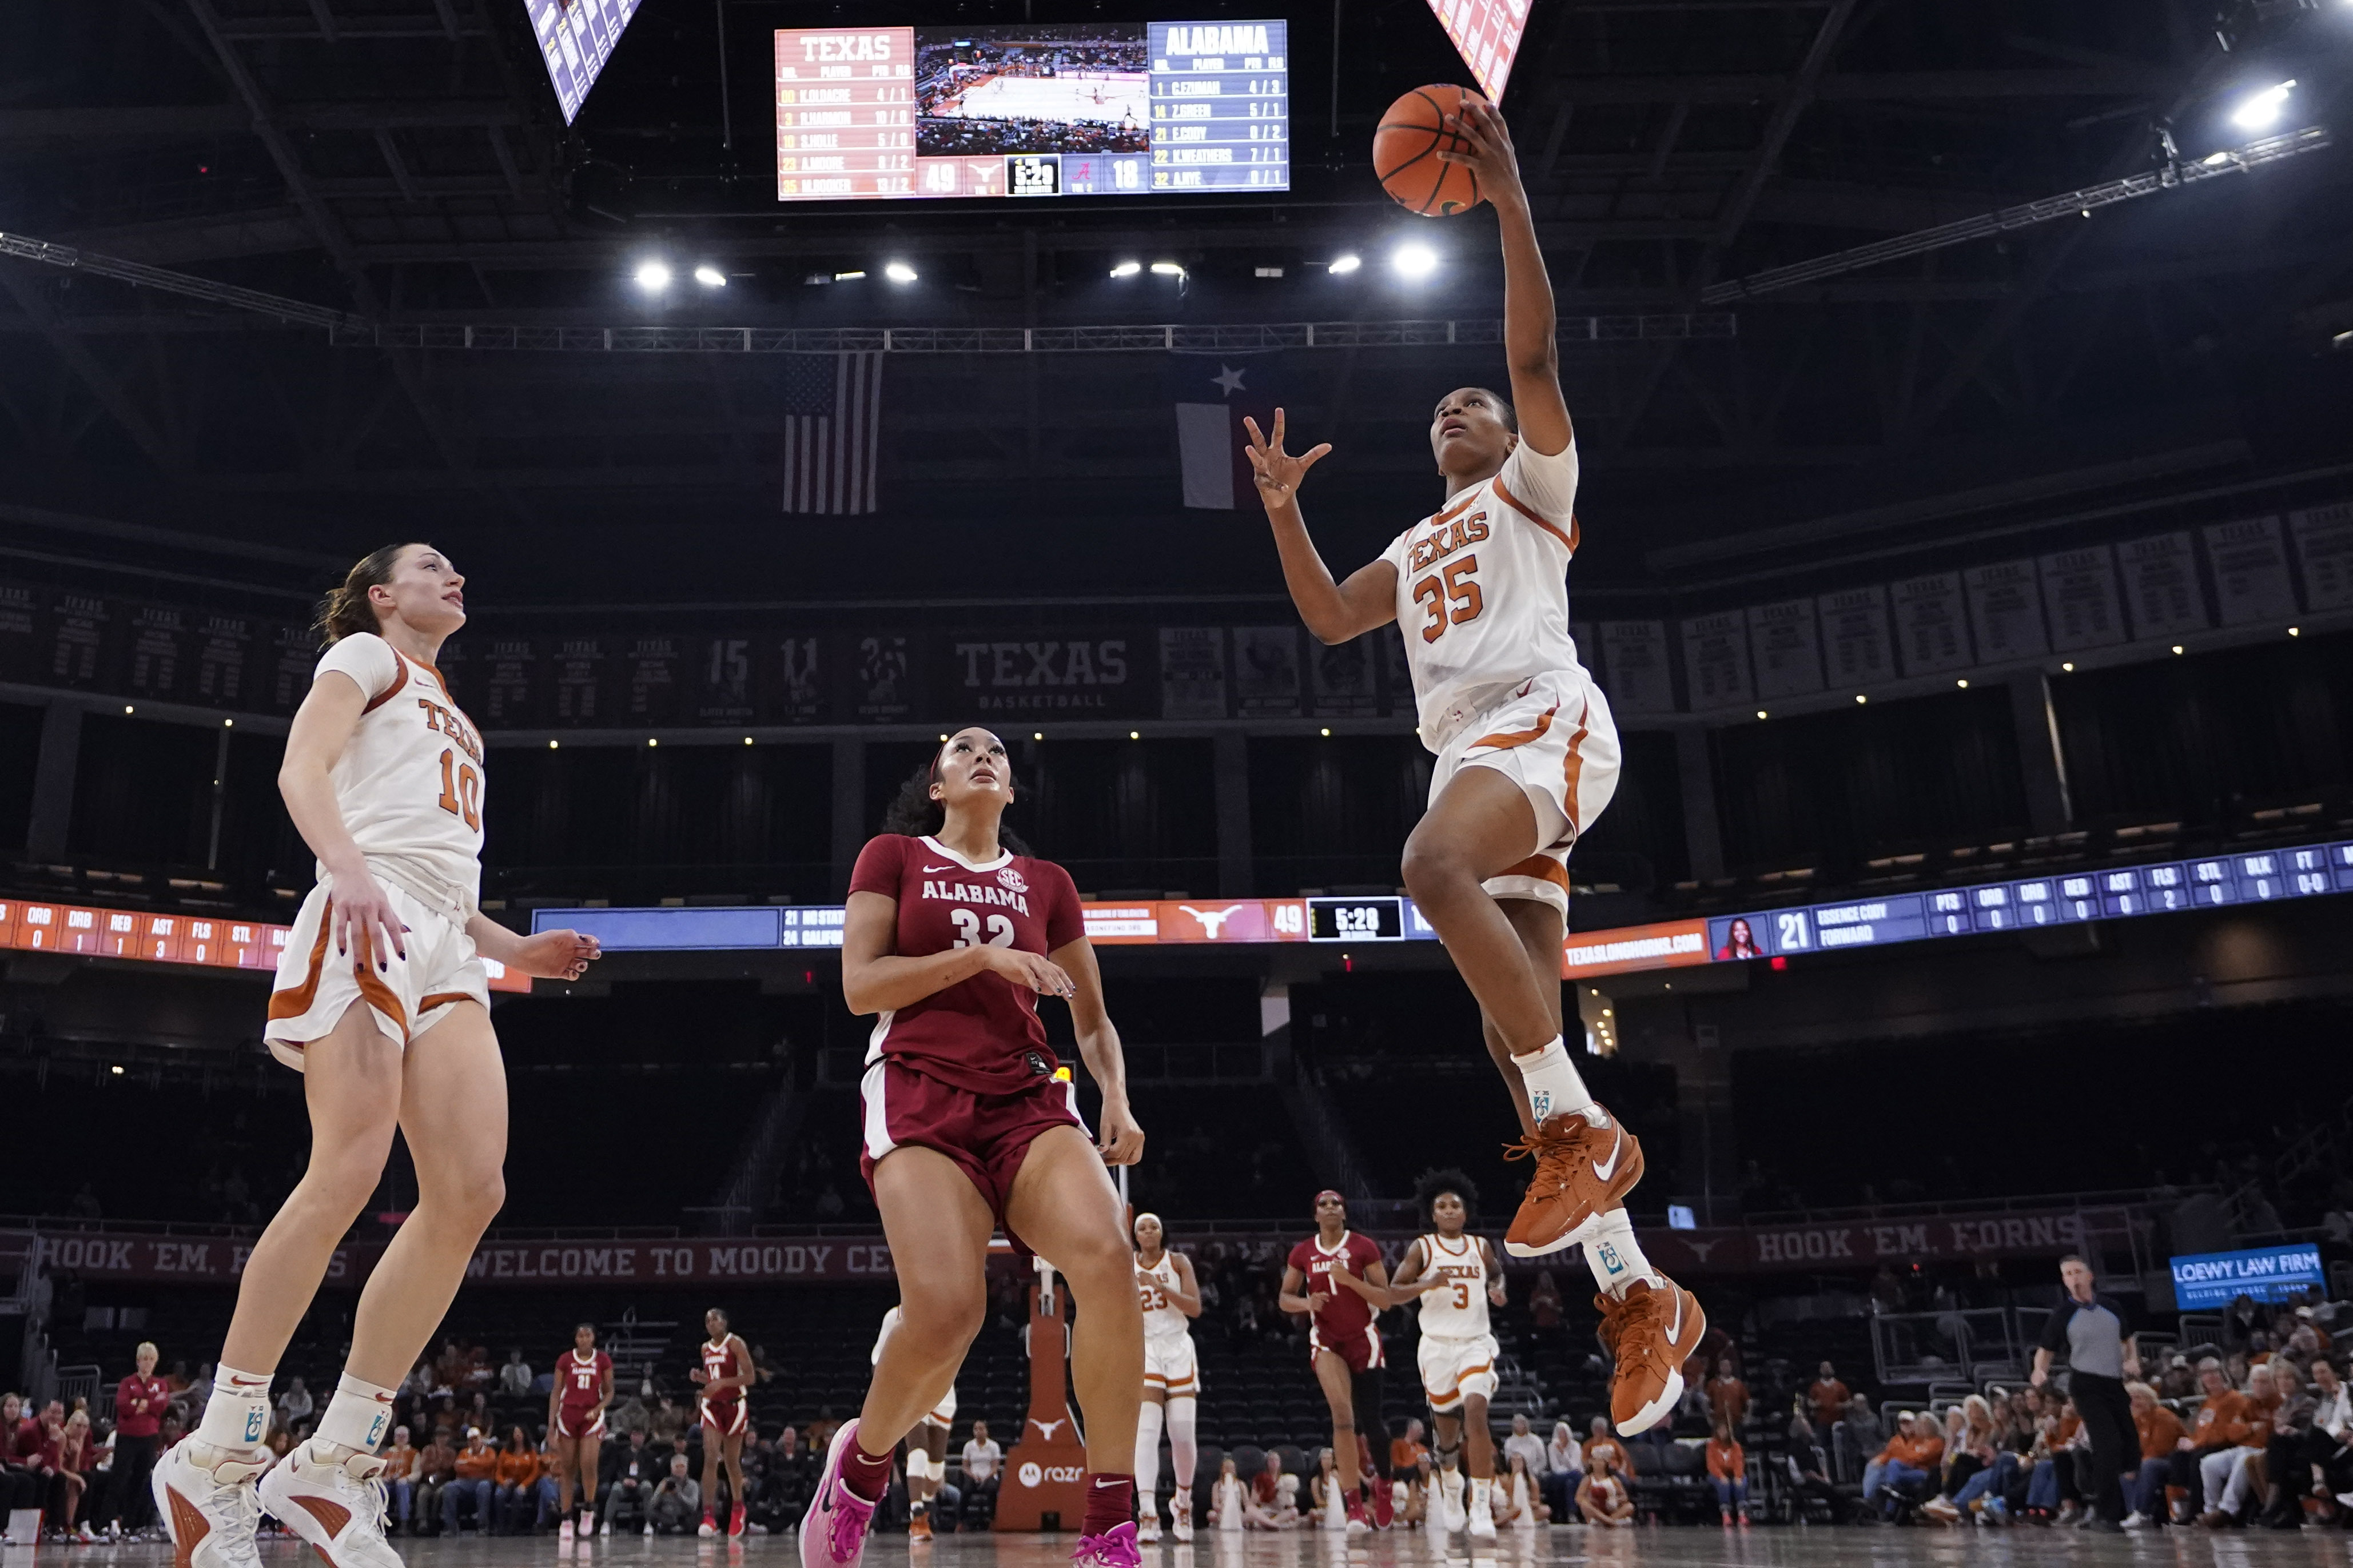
[1031,1418,1067,1442]
[1180,905,1245,939]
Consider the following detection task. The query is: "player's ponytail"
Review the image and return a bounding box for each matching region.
[881,756,1032,856]
[314,543,417,643]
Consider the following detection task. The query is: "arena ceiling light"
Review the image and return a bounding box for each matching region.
[833,270,867,281]
[1109,260,1142,278]
[883,261,918,284]
[1391,242,1439,279]
[632,261,672,293]
[692,265,727,288]
[1327,253,1363,275]
[1150,261,1186,277]
[2229,80,2295,131]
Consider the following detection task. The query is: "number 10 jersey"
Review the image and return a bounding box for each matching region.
[848,832,1086,1095]
[309,631,487,909]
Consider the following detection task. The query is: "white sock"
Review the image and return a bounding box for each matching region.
[1513,1037,1602,1127]
[1166,1397,1197,1502]
[1471,1478,1494,1518]
[316,1371,398,1454]
[1135,1398,1165,1501]
[194,1363,273,1451]
[1582,1208,1664,1298]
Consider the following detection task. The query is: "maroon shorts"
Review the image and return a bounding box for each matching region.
[1311,1320,1385,1374]
[858,1055,1086,1239]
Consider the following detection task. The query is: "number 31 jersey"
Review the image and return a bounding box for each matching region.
[848,833,1085,1095]
[310,632,486,906]
[1380,437,1588,751]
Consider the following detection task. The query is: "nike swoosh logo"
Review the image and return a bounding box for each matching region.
[1592,1123,1624,1182]
[1094,1478,1123,1489]
[1667,1288,1685,1340]
[228,1377,268,1387]
[923,864,954,873]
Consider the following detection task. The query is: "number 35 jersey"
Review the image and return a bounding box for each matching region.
[310,632,486,908]
[848,833,1086,1095]
[1379,437,1588,752]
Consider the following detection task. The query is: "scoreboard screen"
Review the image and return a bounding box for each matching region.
[1426,0,1530,102]
[527,0,645,125]
[774,19,1289,201]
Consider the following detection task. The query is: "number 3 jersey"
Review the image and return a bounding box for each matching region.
[1378,437,1590,752]
[848,833,1085,1095]
[310,632,487,909]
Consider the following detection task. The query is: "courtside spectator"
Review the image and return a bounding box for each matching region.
[274,1376,313,1431]
[381,1426,419,1532]
[961,1419,1002,1527]
[1540,1421,1580,1521]
[1861,1413,1942,1514]
[601,1429,660,1535]
[494,1426,539,1534]
[412,1427,456,1535]
[1502,1413,1546,1481]
[649,1453,700,1535]
[1577,1446,1633,1526]
[444,1427,497,1534]
[112,1342,169,1535]
[499,1351,534,1399]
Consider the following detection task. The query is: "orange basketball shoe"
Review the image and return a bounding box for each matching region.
[1595,1275,1706,1436]
[1502,1110,1645,1258]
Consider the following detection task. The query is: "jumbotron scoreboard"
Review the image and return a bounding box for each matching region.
[774,19,1289,201]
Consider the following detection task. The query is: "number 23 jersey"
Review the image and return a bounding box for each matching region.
[311,632,485,905]
[1379,437,1587,752]
[849,833,1085,1095]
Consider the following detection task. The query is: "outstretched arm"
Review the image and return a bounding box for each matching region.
[1244,409,1398,645]
[1441,97,1570,460]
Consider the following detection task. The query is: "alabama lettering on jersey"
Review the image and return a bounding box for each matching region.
[1287,1230,1385,1343]
[1379,438,1588,749]
[310,632,487,904]
[848,833,1086,1096]
[1415,1233,1494,1339]
[560,1349,611,1407]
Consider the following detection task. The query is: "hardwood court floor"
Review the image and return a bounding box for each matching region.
[25,1523,2353,1568]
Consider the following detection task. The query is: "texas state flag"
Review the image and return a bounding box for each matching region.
[1169,353,1284,510]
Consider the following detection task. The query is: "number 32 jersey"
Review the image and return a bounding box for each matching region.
[310,632,486,906]
[849,833,1085,1095]
[1379,438,1588,751]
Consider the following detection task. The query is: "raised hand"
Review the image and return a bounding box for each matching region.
[1437,94,1527,212]
[1242,408,1332,512]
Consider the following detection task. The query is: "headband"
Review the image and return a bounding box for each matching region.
[1133,1212,1162,1235]
[1314,1189,1345,1208]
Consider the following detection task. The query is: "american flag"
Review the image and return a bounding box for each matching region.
[781,351,885,514]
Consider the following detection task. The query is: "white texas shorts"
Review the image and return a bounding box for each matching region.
[1417,1332,1500,1414]
[1429,669,1621,915]
[919,1385,958,1429]
[1145,1333,1201,1398]
[264,879,489,1068]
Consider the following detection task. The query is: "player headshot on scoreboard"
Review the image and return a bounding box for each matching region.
[1715,917,1761,961]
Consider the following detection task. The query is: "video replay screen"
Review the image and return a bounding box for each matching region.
[774,20,1289,201]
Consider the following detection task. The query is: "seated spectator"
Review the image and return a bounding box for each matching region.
[1527,1271,1562,1331]
[607,1389,650,1439]
[1781,1434,1842,1522]
[499,1351,534,1400]
[1206,1457,1255,1532]
[1583,1415,1626,1481]
[2177,1357,2256,1522]
[1926,1395,2010,1524]
[1706,1420,1747,1525]
[1576,1447,1634,1527]
[443,1428,498,1535]
[2159,1354,2200,1402]
[959,1419,1002,1529]
[274,1377,313,1432]
[412,1428,457,1535]
[1308,1449,1341,1523]
[600,1428,660,1536]
[1839,1393,1885,1479]
[650,1394,686,1445]
[748,1425,810,1535]
[49,1407,98,1539]
[381,1425,419,1532]
[1243,1450,1299,1529]
[1861,1413,1942,1514]
[2,1393,41,1516]
[1496,1450,1547,1527]
[1501,1413,1546,1481]
[493,1425,540,1534]
[1389,1418,1430,1525]
[649,1454,700,1536]
[1541,1420,1581,1522]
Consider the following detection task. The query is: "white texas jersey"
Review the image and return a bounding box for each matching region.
[1414,1232,1493,1340]
[310,633,485,908]
[1138,1252,1191,1342]
[1379,438,1587,750]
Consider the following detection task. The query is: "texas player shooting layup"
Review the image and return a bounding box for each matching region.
[1279,1191,1394,1532]
[547,1324,612,1540]
[870,1307,957,1540]
[152,543,599,1568]
[1245,94,1703,1435]
[807,728,1146,1568]
[692,1308,755,1538]
[1132,1213,1201,1543]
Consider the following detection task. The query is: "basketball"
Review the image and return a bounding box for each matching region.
[1375,83,1487,216]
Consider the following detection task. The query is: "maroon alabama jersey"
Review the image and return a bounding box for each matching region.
[847,833,1086,1096]
[559,1348,610,1414]
[1288,1230,1385,1345]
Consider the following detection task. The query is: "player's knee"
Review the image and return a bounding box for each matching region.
[301,1130,396,1216]
[1399,834,1476,905]
[424,1160,505,1233]
[899,1279,985,1352]
[1059,1231,1140,1303]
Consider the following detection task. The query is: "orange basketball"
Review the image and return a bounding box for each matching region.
[1374,83,1486,216]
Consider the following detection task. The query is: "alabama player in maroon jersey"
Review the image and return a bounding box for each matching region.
[806,727,1146,1568]
[1245,97,1703,1434]
[1279,1191,1396,1533]
[546,1323,611,1540]
[691,1308,754,1539]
